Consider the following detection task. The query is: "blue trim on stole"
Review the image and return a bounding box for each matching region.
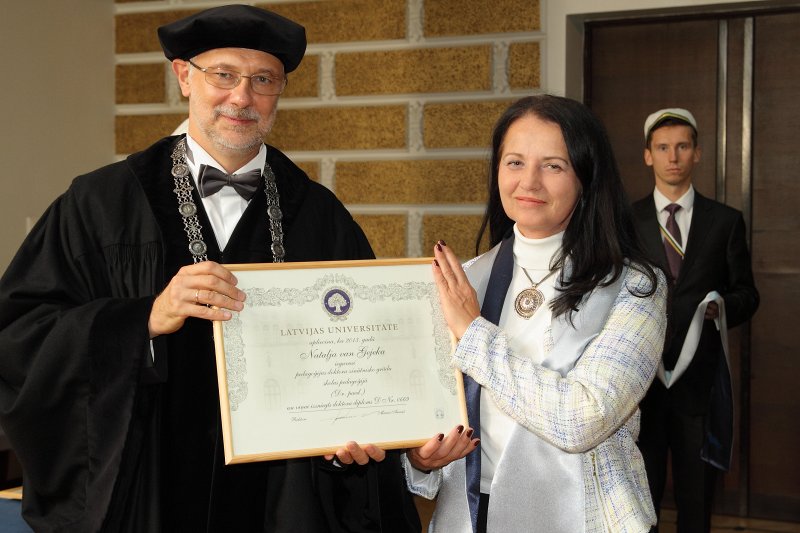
[464,233,515,532]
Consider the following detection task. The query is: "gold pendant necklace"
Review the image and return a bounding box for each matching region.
[514,266,557,319]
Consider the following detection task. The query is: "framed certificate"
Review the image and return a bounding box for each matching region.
[213,258,467,464]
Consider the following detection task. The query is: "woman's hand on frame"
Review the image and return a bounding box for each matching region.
[407,424,480,472]
[432,240,481,339]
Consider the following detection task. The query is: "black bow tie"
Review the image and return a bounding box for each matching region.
[197,165,262,200]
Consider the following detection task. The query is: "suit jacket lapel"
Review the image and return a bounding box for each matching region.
[680,192,715,279]
[638,196,668,270]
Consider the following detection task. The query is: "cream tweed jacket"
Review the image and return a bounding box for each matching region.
[405,257,667,533]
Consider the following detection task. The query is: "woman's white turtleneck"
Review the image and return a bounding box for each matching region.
[479,225,564,493]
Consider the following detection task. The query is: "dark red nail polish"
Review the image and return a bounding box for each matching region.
[438,239,447,247]
[437,433,444,441]
[466,429,474,438]
[474,439,480,447]
[433,259,439,267]
[435,243,442,252]
[456,425,464,434]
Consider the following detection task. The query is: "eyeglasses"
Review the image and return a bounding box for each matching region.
[187,59,287,96]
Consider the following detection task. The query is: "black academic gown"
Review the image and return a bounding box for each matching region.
[0,136,421,533]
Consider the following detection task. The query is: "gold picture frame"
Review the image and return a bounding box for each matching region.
[213,258,467,464]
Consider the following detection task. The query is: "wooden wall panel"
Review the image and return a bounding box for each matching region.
[749,10,800,521]
[587,19,718,201]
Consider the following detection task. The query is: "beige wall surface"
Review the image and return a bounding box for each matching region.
[0,0,115,271]
[113,0,542,260]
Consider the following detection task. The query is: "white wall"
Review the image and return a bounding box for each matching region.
[0,0,114,270]
[543,0,769,95]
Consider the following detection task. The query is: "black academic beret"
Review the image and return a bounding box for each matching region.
[157,4,307,73]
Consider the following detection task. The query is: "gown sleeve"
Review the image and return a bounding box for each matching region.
[0,182,160,532]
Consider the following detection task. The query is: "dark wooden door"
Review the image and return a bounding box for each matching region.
[748,10,800,521]
[582,4,800,523]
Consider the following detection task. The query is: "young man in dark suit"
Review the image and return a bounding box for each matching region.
[634,108,759,533]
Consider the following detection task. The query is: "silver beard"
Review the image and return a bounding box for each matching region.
[203,104,276,153]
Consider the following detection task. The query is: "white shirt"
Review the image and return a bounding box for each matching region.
[479,225,563,493]
[653,185,694,249]
[184,135,266,250]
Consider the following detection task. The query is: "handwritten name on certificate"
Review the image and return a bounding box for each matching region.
[213,259,467,464]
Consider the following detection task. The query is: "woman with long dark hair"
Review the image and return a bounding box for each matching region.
[405,95,667,532]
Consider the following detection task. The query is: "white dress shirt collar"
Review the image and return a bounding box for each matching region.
[184,134,266,185]
[653,185,694,214]
[653,185,694,247]
[183,134,267,251]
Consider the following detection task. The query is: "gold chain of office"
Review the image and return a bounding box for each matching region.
[169,137,285,263]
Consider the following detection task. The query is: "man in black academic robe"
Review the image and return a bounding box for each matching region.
[0,6,420,533]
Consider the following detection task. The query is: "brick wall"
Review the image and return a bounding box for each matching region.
[114,0,542,259]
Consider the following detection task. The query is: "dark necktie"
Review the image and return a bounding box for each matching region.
[663,203,683,280]
[197,164,262,200]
